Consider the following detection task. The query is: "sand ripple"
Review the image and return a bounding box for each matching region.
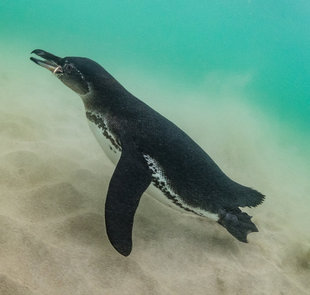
[0,70,309,294]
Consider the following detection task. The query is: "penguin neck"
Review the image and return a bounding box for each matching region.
[80,78,134,115]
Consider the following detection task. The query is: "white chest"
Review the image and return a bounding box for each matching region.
[86,112,121,165]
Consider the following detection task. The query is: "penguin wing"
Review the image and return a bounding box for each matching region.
[105,145,152,256]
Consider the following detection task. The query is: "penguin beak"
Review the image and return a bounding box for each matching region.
[30,49,63,74]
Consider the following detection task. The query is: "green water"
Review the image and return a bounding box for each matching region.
[1,1,309,153]
[0,2,310,294]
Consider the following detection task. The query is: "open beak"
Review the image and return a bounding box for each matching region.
[30,49,63,74]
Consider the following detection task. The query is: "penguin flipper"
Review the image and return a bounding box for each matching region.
[105,146,152,256]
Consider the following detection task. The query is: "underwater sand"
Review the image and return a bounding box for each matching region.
[0,52,309,295]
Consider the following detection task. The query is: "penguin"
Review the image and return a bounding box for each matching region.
[30,49,265,256]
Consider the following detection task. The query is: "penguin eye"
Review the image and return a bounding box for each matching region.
[65,64,73,73]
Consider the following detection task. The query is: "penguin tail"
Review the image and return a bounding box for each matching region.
[233,186,265,208]
[217,208,258,243]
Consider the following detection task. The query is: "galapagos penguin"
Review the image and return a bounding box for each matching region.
[30,49,265,256]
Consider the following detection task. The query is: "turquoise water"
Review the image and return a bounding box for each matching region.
[0,2,309,294]
[1,1,309,155]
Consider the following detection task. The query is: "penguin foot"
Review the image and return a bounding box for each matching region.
[217,208,258,243]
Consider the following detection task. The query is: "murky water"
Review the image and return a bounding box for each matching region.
[0,1,309,294]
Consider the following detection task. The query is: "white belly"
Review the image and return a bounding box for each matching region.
[87,120,121,165]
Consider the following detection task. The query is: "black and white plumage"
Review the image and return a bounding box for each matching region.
[30,49,265,256]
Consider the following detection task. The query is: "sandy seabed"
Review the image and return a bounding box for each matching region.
[0,57,309,295]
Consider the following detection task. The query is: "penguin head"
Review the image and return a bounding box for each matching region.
[30,49,106,95]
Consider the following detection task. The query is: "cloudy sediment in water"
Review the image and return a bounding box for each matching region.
[0,1,309,294]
